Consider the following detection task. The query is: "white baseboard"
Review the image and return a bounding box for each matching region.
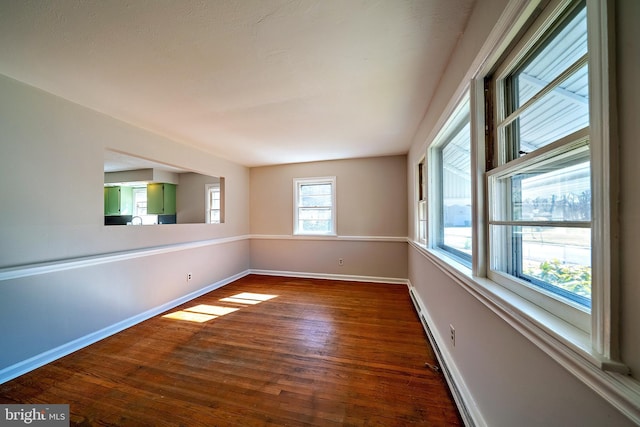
[407,281,485,427]
[249,269,408,285]
[0,269,250,385]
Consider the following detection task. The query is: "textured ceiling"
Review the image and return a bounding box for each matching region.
[0,0,475,167]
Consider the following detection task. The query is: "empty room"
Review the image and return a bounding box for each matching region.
[0,0,639,426]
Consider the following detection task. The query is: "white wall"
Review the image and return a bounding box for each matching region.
[2,1,638,424]
[615,0,640,383]
[250,156,408,280]
[0,74,251,377]
[406,0,639,425]
[177,172,221,224]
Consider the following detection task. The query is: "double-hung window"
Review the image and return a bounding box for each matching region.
[412,0,629,412]
[488,0,593,329]
[294,177,336,235]
[206,183,222,224]
[430,96,472,266]
[417,158,427,244]
[132,187,157,225]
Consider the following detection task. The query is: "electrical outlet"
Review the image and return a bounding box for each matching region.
[338,258,344,266]
[187,273,192,282]
[450,324,456,347]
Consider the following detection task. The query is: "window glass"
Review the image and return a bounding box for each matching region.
[207,184,221,224]
[418,200,427,243]
[441,122,472,257]
[504,4,589,157]
[516,160,590,222]
[294,178,335,235]
[490,224,591,306]
[491,152,591,223]
[514,6,588,108]
[132,187,157,225]
[490,0,591,310]
[300,183,332,207]
[510,63,589,154]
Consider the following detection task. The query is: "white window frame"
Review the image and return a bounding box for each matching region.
[429,94,472,267]
[293,177,337,236]
[410,0,636,419]
[205,182,222,224]
[486,0,618,349]
[132,186,157,225]
[480,0,623,370]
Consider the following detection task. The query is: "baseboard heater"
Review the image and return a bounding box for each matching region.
[409,288,475,427]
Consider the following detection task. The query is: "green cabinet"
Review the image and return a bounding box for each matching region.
[147,183,176,215]
[104,186,133,216]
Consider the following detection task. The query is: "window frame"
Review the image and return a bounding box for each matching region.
[417,157,427,244]
[205,182,223,224]
[428,94,473,267]
[487,133,593,330]
[487,0,601,335]
[411,0,622,373]
[293,176,337,236]
[410,0,638,418]
[131,186,158,225]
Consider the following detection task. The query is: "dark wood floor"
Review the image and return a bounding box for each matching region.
[0,275,462,426]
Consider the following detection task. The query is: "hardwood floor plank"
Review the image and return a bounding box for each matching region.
[0,275,462,426]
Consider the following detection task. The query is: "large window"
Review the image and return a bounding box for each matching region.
[430,97,472,266]
[411,0,629,413]
[488,0,591,326]
[294,177,336,235]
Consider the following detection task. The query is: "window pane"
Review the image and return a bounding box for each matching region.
[491,224,591,305]
[207,185,221,224]
[298,221,332,233]
[300,184,332,196]
[299,207,331,220]
[133,188,147,215]
[294,178,335,235]
[441,122,472,258]
[299,207,332,233]
[504,3,588,157]
[300,194,332,207]
[512,63,589,154]
[514,5,587,108]
[490,151,590,222]
[418,200,427,242]
[518,160,590,222]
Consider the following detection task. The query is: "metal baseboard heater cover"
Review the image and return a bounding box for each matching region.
[409,288,475,427]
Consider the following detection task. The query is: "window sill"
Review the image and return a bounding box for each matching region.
[408,239,640,423]
[292,233,337,238]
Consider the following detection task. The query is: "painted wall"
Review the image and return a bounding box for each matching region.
[0,75,251,376]
[406,0,639,426]
[615,0,640,385]
[250,156,408,280]
[2,2,637,424]
[177,172,221,224]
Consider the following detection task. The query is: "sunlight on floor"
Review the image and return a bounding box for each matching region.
[186,304,239,316]
[162,311,216,323]
[220,292,278,305]
[162,292,278,323]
